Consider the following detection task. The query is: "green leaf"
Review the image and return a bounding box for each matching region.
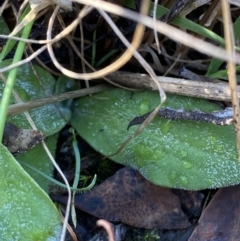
[0,16,10,35]
[0,61,75,193]
[206,66,240,81]
[0,143,61,240]
[125,1,227,46]
[206,16,240,77]
[71,88,240,190]
[0,5,32,62]
[0,59,71,136]
[16,134,58,193]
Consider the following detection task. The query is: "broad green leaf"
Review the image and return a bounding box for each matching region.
[0,143,61,241]
[0,59,71,136]
[0,62,75,192]
[71,89,240,190]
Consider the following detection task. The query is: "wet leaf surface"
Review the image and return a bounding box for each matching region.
[189,185,240,241]
[0,60,72,136]
[71,88,240,190]
[0,143,61,240]
[52,167,191,229]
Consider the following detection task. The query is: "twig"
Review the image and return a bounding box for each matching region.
[7,84,111,116]
[107,71,240,101]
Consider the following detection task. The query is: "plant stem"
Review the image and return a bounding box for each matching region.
[0,6,34,142]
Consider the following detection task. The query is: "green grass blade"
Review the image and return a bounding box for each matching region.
[0,6,34,141]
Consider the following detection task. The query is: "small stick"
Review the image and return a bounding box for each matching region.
[7,84,111,116]
[107,71,240,101]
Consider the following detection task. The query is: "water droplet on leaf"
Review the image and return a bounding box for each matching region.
[138,100,151,115]
[179,176,189,187]
[180,150,188,158]
[170,171,177,180]
[160,120,174,134]
[182,161,192,169]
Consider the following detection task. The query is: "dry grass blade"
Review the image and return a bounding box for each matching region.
[46,0,154,81]
[221,0,240,159]
[229,0,240,7]
[0,0,10,16]
[181,0,211,17]
[45,0,168,160]
[74,0,240,64]
[10,1,49,37]
[93,1,167,158]
[153,0,160,53]
[0,45,47,73]
[44,7,71,241]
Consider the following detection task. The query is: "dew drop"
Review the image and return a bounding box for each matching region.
[138,100,151,115]
[179,176,189,186]
[112,129,119,136]
[180,150,188,158]
[230,153,238,160]
[170,171,177,180]
[182,161,192,169]
[206,178,214,186]
[160,120,174,134]
[210,136,216,142]
[215,144,223,154]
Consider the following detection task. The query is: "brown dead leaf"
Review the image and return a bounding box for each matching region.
[3,122,44,155]
[52,167,191,229]
[189,185,240,241]
[172,189,204,219]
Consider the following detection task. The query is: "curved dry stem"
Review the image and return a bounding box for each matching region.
[96,2,167,157]
[96,219,115,241]
[26,43,62,76]
[0,45,47,73]
[73,0,240,64]
[16,0,29,24]
[153,0,160,53]
[46,7,72,241]
[46,0,148,80]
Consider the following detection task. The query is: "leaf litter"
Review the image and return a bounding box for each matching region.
[1,0,238,241]
[52,167,203,229]
[189,185,240,241]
